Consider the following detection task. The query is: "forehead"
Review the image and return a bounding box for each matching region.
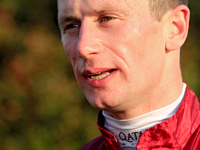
[58,0,149,17]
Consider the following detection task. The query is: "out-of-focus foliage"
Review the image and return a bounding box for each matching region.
[0,0,199,150]
[0,0,99,150]
[182,1,200,97]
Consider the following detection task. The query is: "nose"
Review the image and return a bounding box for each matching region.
[76,19,101,59]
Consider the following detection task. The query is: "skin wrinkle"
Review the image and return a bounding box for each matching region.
[81,0,133,16]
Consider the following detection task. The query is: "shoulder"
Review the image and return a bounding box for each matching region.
[78,136,106,150]
[183,125,200,150]
[182,85,200,149]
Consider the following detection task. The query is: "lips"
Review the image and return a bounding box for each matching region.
[82,69,116,80]
[81,68,117,88]
[87,69,115,80]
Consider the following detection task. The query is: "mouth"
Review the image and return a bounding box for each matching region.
[87,69,116,80]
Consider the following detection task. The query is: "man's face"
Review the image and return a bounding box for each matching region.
[58,0,167,112]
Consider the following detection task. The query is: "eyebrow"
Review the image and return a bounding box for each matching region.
[58,3,130,27]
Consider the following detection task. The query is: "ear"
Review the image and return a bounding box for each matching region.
[165,5,190,51]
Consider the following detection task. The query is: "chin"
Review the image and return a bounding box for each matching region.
[87,96,119,110]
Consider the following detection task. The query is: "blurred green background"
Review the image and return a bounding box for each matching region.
[0,0,199,150]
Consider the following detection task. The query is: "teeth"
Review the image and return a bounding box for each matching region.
[89,72,111,80]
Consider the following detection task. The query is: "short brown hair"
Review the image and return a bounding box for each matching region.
[149,0,188,21]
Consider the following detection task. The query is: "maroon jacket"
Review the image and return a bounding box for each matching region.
[79,85,200,150]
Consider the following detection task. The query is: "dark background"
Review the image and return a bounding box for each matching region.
[0,0,199,149]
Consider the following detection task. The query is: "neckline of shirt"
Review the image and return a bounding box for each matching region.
[103,83,186,131]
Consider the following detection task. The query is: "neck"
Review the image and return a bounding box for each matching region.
[103,83,186,149]
[105,50,183,119]
[105,82,184,120]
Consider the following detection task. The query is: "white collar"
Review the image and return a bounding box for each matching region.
[103,83,186,149]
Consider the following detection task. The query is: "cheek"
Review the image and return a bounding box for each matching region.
[117,22,165,79]
[62,36,78,64]
[126,21,164,59]
[62,37,84,84]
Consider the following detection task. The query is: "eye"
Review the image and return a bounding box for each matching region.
[62,21,81,35]
[64,23,80,31]
[99,16,114,23]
